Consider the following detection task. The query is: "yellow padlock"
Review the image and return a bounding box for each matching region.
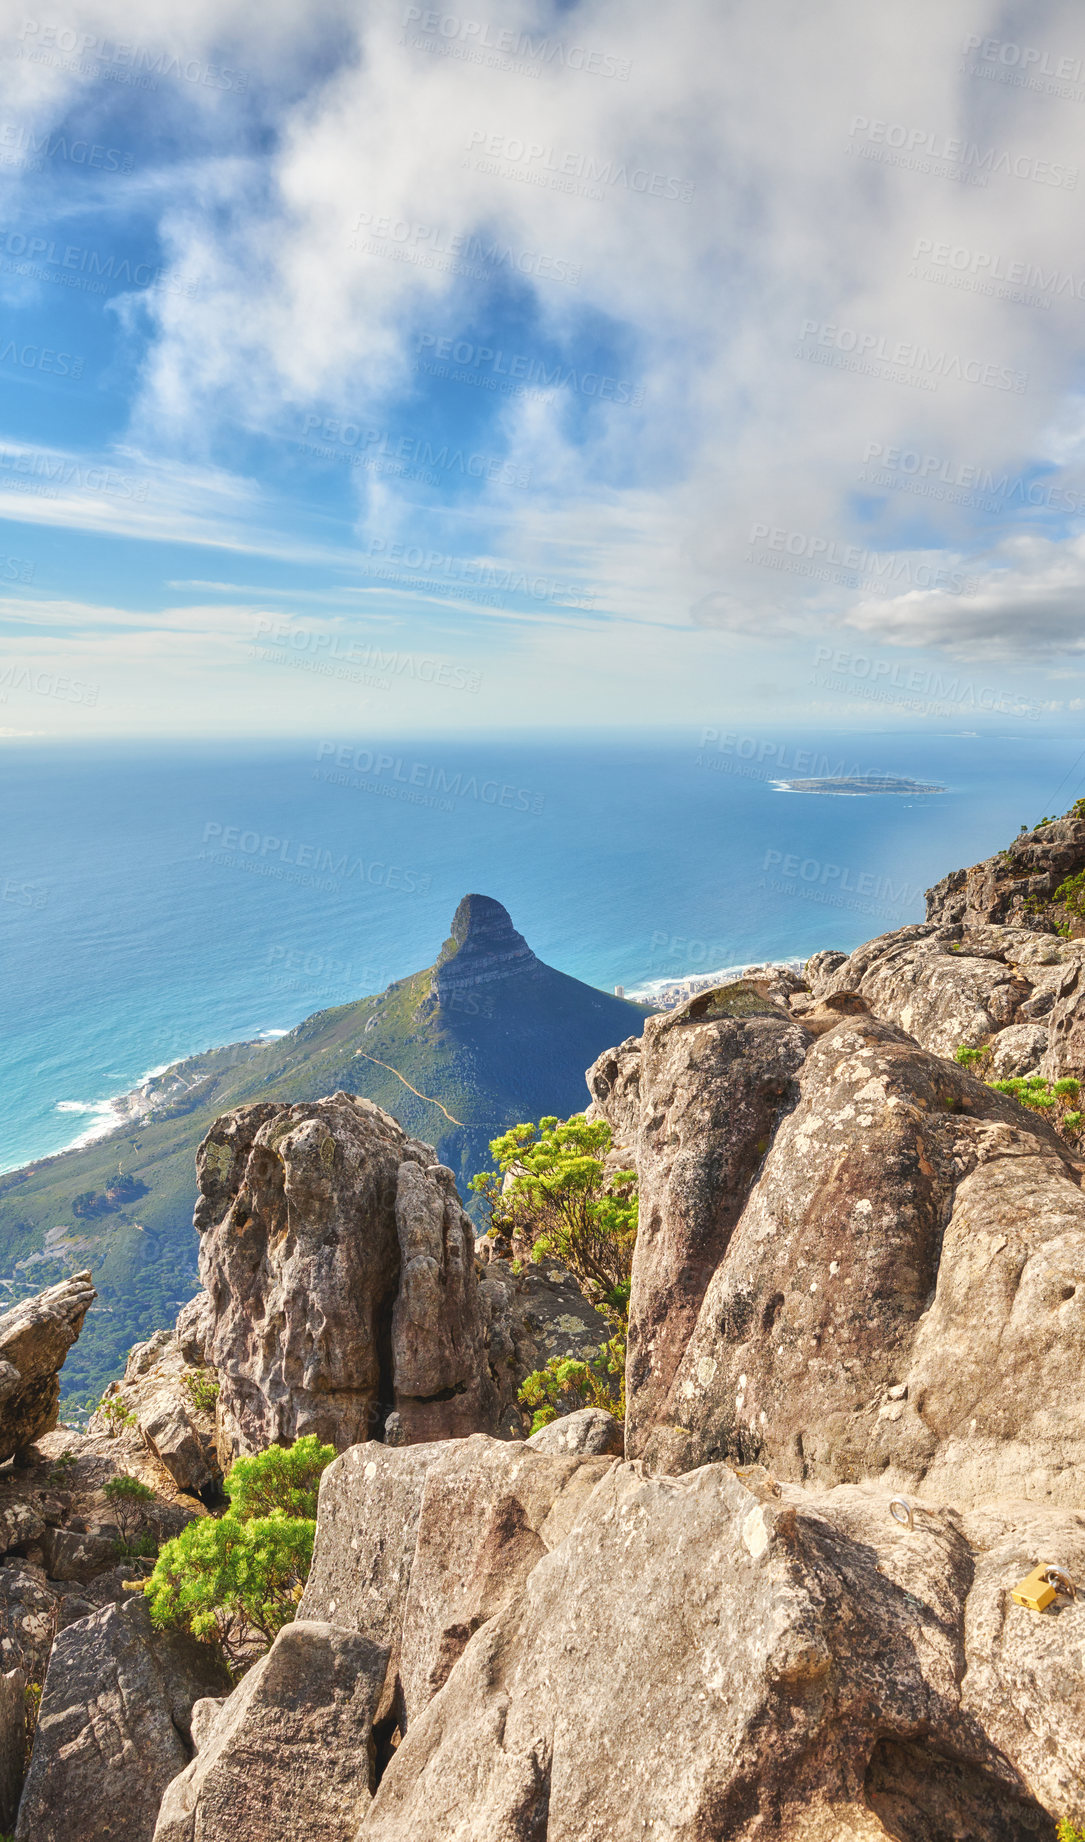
[1011,1564,1059,1612]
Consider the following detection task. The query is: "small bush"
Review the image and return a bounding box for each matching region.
[1056,1822,1085,1842]
[48,1447,78,1490]
[98,1391,137,1436]
[183,1369,221,1414]
[143,1434,335,1674]
[103,1475,158,1557]
[223,1434,335,1522]
[519,1336,626,1436]
[955,1049,1083,1143]
[144,1511,314,1670]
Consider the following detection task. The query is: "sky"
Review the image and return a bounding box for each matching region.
[2,0,1085,737]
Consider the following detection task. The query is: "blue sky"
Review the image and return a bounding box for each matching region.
[3,0,1085,736]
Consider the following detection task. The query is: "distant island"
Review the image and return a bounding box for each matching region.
[773,775,945,796]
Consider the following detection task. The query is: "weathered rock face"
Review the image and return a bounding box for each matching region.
[91,1328,221,1499]
[355,1457,1081,1842]
[604,983,809,1455]
[153,1621,386,1842]
[926,809,1085,933]
[14,1594,228,1842]
[629,1007,1085,1504]
[429,893,539,1002]
[195,1094,496,1458]
[0,1665,25,1831]
[805,920,1085,1083]
[300,1434,614,1732]
[0,1274,96,1463]
[476,1253,613,1437]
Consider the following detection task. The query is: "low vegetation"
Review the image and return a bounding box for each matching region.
[182,1368,221,1413]
[471,1114,637,1434]
[103,1474,158,1558]
[143,1434,335,1674]
[954,1048,1082,1142]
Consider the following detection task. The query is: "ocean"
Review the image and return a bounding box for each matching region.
[2,726,1082,1172]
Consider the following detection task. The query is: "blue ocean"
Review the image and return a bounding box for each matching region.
[2,727,1081,1172]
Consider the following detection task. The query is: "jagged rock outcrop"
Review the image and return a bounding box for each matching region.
[14,1594,228,1842]
[194,1094,497,1458]
[476,1252,613,1434]
[429,893,539,1002]
[926,808,1085,933]
[607,990,1085,1502]
[299,1433,614,1733]
[601,983,809,1456]
[0,1274,96,1462]
[196,1434,1081,1841]
[153,1621,386,1842]
[91,1327,221,1499]
[806,921,1085,1084]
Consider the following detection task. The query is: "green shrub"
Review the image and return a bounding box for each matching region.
[48,1447,78,1490]
[956,1051,1083,1143]
[103,1474,158,1557]
[98,1391,137,1436]
[223,1434,335,1522]
[471,1114,637,1317]
[144,1511,314,1670]
[182,1369,221,1414]
[142,1434,336,1674]
[1056,1821,1085,1842]
[519,1333,627,1436]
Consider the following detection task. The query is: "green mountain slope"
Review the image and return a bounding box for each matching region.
[0,896,649,1412]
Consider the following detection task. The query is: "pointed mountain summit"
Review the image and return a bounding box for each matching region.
[432,894,540,1000]
[0,898,650,1407]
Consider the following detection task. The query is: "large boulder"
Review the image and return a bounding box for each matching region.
[805,921,1085,1082]
[925,809,1085,934]
[14,1594,228,1842]
[358,1461,1081,1841]
[0,1275,96,1462]
[632,1007,1085,1504]
[610,983,809,1456]
[194,1094,496,1458]
[153,1620,386,1842]
[91,1329,220,1500]
[300,1434,615,1731]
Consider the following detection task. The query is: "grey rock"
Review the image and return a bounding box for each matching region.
[621,982,809,1456]
[477,1256,613,1437]
[14,1595,228,1842]
[175,1291,215,1367]
[196,1094,497,1459]
[92,1330,221,1499]
[526,1407,623,1456]
[153,1621,386,1842]
[39,1525,120,1585]
[298,1439,446,1723]
[0,1562,59,1681]
[396,1435,613,1725]
[0,1666,25,1831]
[645,1010,1085,1505]
[189,1695,225,1753]
[0,1276,96,1464]
[0,1505,45,1556]
[359,1464,1069,1842]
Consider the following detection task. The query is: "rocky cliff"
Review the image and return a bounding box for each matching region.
[7,815,1085,1837]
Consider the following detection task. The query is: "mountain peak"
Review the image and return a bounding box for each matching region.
[432,894,539,999]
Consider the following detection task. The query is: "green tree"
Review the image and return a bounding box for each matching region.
[103,1474,157,1556]
[143,1434,335,1674]
[471,1115,637,1431]
[471,1114,636,1316]
[144,1511,314,1670]
[223,1434,334,1521]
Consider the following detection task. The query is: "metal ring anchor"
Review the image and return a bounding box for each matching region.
[889,1496,914,1530]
